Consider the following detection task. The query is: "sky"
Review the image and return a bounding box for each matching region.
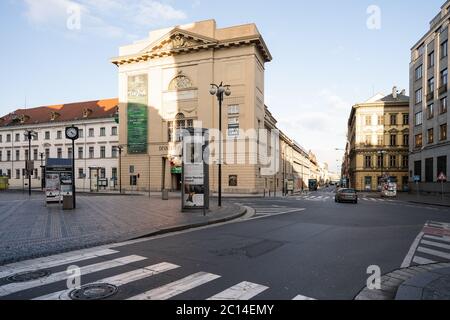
[0,0,446,173]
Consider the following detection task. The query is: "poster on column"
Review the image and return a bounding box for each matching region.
[183,163,205,207]
[127,74,148,154]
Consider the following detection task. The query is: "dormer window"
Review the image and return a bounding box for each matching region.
[50,112,60,121]
[19,114,30,124]
[83,108,93,118]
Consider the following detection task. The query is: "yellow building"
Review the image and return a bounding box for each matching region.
[346,88,410,192]
[111,19,317,194]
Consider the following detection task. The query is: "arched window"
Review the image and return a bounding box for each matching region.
[168,72,193,91]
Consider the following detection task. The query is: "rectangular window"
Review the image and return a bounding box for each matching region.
[16,169,20,180]
[7,169,11,179]
[441,40,448,58]
[377,135,384,146]
[425,158,434,182]
[415,88,423,104]
[377,115,384,125]
[428,51,435,67]
[33,149,38,160]
[440,97,448,114]
[403,134,409,146]
[389,155,397,168]
[228,105,240,115]
[427,104,434,119]
[16,150,20,161]
[414,161,422,181]
[112,168,118,179]
[129,166,135,174]
[111,126,118,136]
[33,133,38,141]
[45,149,50,159]
[0,134,2,143]
[365,155,372,168]
[229,175,238,187]
[390,135,397,147]
[45,131,50,140]
[428,77,435,93]
[427,128,434,144]
[79,129,84,138]
[100,127,106,137]
[377,155,383,168]
[68,148,73,159]
[7,150,11,161]
[100,168,106,179]
[24,149,28,160]
[57,131,62,139]
[89,128,94,137]
[403,114,409,125]
[112,146,118,158]
[0,150,2,162]
[415,134,423,148]
[437,156,447,176]
[390,114,397,125]
[15,133,20,142]
[415,111,423,126]
[365,116,372,126]
[89,147,94,159]
[78,168,84,179]
[418,44,425,56]
[228,117,240,137]
[6,134,11,142]
[441,68,448,86]
[415,65,423,80]
[78,147,83,159]
[365,135,371,145]
[100,146,106,158]
[57,148,62,159]
[440,123,448,141]
[402,155,409,168]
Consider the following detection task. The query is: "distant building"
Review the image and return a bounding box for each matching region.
[0,99,119,191]
[346,88,410,191]
[409,1,450,193]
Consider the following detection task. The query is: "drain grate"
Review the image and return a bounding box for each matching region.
[69,284,118,300]
[7,270,51,283]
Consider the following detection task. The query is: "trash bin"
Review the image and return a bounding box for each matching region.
[0,177,8,190]
[162,189,169,200]
[63,196,74,210]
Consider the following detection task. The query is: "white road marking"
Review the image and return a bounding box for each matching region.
[417,247,450,260]
[423,235,450,244]
[413,256,437,265]
[34,262,180,300]
[208,281,268,300]
[128,272,221,300]
[0,255,146,298]
[401,232,425,268]
[248,209,305,221]
[0,249,118,279]
[292,294,317,300]
[421,240,450,250]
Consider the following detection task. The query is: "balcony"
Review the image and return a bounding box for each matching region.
[439,84,448,95]
[426,91,435,102]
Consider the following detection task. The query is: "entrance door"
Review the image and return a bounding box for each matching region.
[172,173,182,191]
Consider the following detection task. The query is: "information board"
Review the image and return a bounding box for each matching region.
[127,74,148,154]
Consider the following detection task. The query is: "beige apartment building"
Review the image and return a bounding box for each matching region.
[346,89,410,192]
[111,19,318,194]
[410,1,450,193]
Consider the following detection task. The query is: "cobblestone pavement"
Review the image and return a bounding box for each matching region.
[0,192,244,266]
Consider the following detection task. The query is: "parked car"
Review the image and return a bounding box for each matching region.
[335,188,358,204]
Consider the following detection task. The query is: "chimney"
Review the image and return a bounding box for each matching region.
[392,86,398,99]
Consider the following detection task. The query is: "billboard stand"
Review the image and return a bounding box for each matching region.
[181,128,209,213]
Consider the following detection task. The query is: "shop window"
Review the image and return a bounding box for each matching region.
[229,175,238,187]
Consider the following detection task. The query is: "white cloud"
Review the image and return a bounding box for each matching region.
[22,0,187,38]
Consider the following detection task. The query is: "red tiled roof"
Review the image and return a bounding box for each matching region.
[0,98,118,127]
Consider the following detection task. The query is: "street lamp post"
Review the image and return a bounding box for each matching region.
[24,130,36,196]
[40,152,44,190]
[378,150,387,188]
[118,146,123,194]
[209,82,231,207]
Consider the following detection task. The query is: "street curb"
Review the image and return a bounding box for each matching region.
[354,262,450,300]
[125,205,248,242]
[407,201,450,208]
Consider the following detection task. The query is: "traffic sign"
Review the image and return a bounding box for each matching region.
[413,175,421,183]
[438,172,447,182]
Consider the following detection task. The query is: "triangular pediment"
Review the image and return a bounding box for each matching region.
[141,28,217,54]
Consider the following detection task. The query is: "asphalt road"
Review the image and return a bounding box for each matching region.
[1,187,450,300]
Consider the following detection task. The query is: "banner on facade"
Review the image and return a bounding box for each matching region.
[127,74,148,154]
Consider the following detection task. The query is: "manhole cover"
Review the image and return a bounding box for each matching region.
[7,270,51,283]
[69,284,118,300]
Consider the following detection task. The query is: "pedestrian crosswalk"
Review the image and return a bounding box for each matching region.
[403,221,450,267]
[0,247,316,301]
[292,194,397,203]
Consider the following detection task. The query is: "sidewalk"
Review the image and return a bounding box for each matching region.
[355,262,450,300]
[397,192,450,208]
[0,192,246,266]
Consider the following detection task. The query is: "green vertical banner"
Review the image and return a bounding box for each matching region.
[127,74,148,154]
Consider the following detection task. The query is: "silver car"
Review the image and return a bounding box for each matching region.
[335,188,358,204]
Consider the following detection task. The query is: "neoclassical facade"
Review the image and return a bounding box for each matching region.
[346,89,410,192]
[112,19,314,194]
